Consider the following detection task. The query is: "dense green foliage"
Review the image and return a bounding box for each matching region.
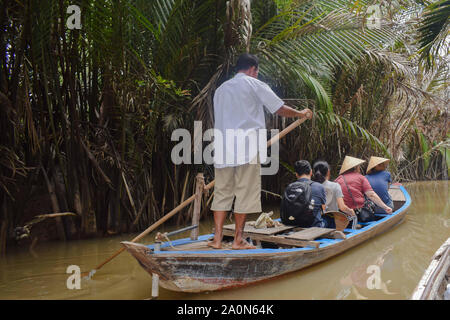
[0,0,448,250]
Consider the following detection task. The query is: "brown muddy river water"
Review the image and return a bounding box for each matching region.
[0,181,448,300]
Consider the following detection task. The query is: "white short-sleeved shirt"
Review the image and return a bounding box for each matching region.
[213,73,284,168]
[323,180,344,212]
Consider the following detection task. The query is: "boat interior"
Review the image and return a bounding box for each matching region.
[152,186,407,253]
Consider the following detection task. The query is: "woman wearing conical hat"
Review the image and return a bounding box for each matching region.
[365,157,394,214]
[335,156,393,223]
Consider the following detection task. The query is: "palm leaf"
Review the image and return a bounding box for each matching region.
[417,0,450,68]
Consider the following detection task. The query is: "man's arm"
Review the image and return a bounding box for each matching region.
[275,105,313,119]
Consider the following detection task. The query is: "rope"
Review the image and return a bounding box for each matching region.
[162,233,176,249]
[155,232,176,249]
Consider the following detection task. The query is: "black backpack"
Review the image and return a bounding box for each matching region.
[280,180,315,227]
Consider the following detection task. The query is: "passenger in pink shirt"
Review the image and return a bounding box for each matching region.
[335,156,393,214]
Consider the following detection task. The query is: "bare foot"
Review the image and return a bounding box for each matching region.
[207,240,222,249]
[232,240,256,250]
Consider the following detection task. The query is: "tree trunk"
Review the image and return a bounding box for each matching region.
[53,167,77,238]
[73,174,83,232]
[0,199,8,256]
[80,173,97,236]
[41,167,66,241]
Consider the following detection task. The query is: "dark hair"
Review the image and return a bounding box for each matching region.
[294,160,312,176]
[312,161,330,184]
[235,53,259,71]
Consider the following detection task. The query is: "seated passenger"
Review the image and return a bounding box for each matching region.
[312,160,356,218]
[280,160,332,228]
[365,156,394,214]
[335,156,393,223]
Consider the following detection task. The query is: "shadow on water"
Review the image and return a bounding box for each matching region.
[0,181,448,299]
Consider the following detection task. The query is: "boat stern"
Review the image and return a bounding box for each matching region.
[121,241,235,292]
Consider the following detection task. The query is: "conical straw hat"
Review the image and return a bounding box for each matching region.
[339,156,366,175]
[367,156,390,174]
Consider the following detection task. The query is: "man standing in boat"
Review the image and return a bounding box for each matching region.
[209,53,313,250]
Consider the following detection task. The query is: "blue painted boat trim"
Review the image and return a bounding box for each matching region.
[146,186,411,256]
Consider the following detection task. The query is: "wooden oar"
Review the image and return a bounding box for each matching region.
[82,116,309,279]
[267,117,308,147]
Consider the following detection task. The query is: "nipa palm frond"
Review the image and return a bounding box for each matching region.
[417,0,450,68]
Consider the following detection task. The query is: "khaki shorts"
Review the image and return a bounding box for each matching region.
[211,162,261,214]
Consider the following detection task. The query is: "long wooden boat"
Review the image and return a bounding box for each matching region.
[122,185,411,293]
[411,237,450,300]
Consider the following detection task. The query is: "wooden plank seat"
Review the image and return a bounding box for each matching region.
[389,187,406,201]
[222,221,346,248]
[222,229,320,248]
[223,221,295,235]
[324,211,351,231]
[389,187,407,211]
[285,227,336,241]
[222,222,319,248]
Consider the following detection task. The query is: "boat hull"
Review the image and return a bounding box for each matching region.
[122,186,411,293]
[411,237,450,300]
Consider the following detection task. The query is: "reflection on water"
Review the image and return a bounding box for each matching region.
[0,181,448,300]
